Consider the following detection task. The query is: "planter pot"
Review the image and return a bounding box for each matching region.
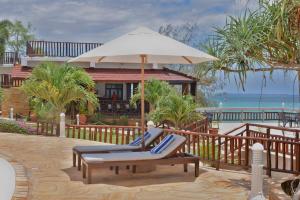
[79,114,87,125]
[29,113,37,122]
[209,128,219,135]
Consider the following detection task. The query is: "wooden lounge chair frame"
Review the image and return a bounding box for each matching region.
[73,128,163,170]
[81,139,199,184]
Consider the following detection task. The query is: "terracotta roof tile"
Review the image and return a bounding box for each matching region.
[12,66,195,83]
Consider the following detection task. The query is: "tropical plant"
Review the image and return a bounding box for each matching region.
[149,93,202,129]
[202,0,300,89]
[130,79,173,111]
[22,62,98,122]
[0,20,12,56]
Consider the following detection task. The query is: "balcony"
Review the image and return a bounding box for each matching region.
[0,52,19,65]
[26,41,102,57]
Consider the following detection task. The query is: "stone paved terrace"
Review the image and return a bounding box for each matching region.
[0,132,284,200]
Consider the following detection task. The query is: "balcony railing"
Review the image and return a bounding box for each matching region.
[26,41,102,57]
[0,74,12,88]
[0,74,23,88]
[98,99,140,116]
[0,52,19,65]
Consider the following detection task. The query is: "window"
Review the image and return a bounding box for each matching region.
[105,84,123,100]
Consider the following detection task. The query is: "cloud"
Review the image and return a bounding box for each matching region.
[0,0,257,42]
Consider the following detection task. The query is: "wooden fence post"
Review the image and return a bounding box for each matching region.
[216,137,221,171]
[296,131,300,173]
[266,128,272,177]
[36,122,39,135]
[245,124,250,167]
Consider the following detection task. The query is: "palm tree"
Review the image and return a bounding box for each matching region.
[202,0,300,89]
[130,79,173,111]
[149,93,201,129]
[22,62,98,122]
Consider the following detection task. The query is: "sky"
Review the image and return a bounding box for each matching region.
[0,0,296,94]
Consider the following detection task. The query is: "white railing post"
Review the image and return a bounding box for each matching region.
[135,122,139,134]
[241,110,244,122]
[76,114,80,126]
[59,113,65,138]
[10,107,14,120]
[249,143,265,200]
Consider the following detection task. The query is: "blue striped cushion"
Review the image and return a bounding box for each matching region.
[150,135,175,154]
[129,131,151,146]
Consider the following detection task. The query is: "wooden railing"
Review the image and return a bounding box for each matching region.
[26,41,102,57]
[183,118,209,132]
[0,74,25,88]
[0,52,19,65]
[65,124,142,144]
[162,128,300,176]
[98,99,140,116]
[0,74,12,88]
[222,123,300,175]
[36,121,59,136]
[35,121,300,176]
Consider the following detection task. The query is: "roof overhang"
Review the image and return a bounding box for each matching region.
[21,56,71,66]
[12,66,196,83]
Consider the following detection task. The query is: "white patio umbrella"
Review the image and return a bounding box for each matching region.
[69,27,218,148]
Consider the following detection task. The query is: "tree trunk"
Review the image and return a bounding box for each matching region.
[298,70,300,106]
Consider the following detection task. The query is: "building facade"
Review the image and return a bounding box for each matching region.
[0,41,197,117]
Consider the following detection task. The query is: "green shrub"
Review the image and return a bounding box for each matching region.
[88,113,103,124]
[0,119,30,134]
[119,115,129,126]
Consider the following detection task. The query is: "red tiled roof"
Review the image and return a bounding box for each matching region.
[11,65,32,79]
[11,65,195,82]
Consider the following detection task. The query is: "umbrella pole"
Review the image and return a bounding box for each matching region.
[140,55,146,149]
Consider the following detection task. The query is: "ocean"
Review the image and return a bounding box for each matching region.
[210,93,300,110]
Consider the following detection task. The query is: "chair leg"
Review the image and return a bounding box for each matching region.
[77,155,82,171]
[87,166,92,184]
[132,165,136,173]
[73,153,76,167]
[195,161,199,177]
[110,166,114,170]
[115,166,119,174]
[184,163,188,172]
[126,165,130,170]
[82,163,86,178]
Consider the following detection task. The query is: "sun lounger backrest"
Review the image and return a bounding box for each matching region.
[158,134,186,158]
[144,127,163,146]
[128,127,163,147]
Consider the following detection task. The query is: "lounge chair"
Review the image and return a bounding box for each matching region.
[73,127,163,170]
[81,134,199,184]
